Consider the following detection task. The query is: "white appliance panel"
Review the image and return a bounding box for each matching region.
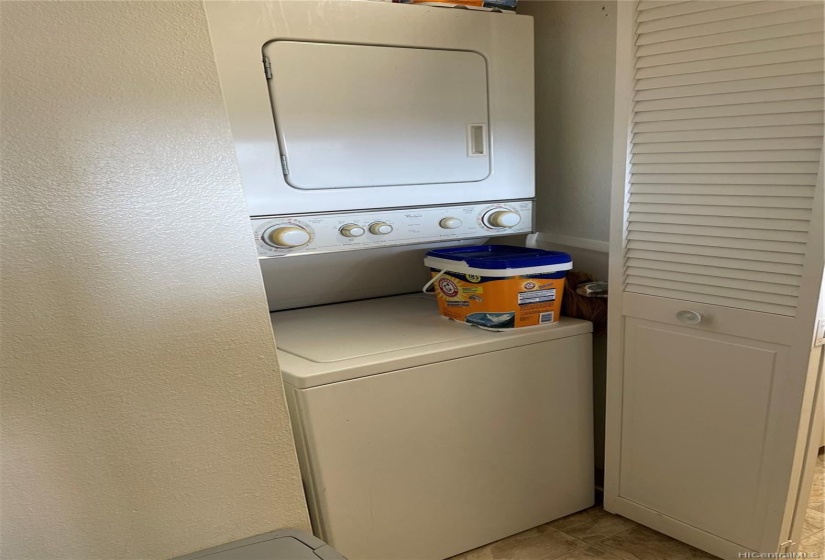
[267,41,490,190]
[253,200,533,258]
[205,1,534,215]
[256,199,534,312]
[283,335,594,560]
[272,294,593,385]
[258,241,476,312]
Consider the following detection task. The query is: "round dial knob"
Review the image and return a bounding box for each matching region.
[483,209,522,229]
[264,225,311,248]
[339,224,365,238]
[439,217,463,230]
[369,222,393,235]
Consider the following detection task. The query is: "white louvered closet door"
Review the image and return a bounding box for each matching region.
[605,2,825,559]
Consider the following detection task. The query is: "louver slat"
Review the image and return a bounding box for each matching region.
[636,18,825,57]
[625,257,802,285]
[631,162,820,174]
[626,249,803,275]
[637,1,692,13]
[627,267,800,296]
[626,1,823,317]
[626,231,807,254]
[637,2,817,35]
[631,174,817,185]
[631,150,821,164]
[634,74,825,102]
[637,0,739,19]
[637,5,824,47]
[628,193,814,208]
[630,184,816,197]
[635,46,823,79]
[629,212,810,232]
[635,32,824,68]
[632,138,823,153]
[635,60,824,91]
[627,221,810,243]
[635,86,823,112]
[625,276,798,306]
[633,125,824,143]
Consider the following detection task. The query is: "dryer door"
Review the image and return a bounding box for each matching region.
[265,41,490,191]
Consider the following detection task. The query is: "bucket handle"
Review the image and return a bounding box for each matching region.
[422,269,449,294]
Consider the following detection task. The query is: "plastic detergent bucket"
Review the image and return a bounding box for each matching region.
[423,245,573,330]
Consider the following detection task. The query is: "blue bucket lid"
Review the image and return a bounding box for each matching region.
[425,245,572,270]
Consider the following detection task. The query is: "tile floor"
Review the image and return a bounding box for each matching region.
[451,450,825,560]
[803,449,825,557]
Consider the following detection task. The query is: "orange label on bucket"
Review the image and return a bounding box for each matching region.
[431,271,565,329]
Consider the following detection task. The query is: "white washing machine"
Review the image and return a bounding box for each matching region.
[273,294,594,560]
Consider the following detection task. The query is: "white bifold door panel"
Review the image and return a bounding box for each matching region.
[606,2,824,559]
[265,41,490,190]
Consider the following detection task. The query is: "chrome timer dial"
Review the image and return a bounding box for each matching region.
[263,225,311,248]
[482,208,521,229]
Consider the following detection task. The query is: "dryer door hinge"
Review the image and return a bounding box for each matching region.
[280,155,289,175]
[263,56,272,80]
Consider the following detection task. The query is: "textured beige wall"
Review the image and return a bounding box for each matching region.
[520,0,617,245]
[521,0,617,475]
[0,2,310,558]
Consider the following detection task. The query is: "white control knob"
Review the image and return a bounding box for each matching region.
[369,222,393,235]
[439,217,463,230]
[339,224,365,238]
[264,226,311,248]
[483,209,522,229]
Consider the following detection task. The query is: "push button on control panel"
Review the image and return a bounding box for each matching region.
[439,217,463,229]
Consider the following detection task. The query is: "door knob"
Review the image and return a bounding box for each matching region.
[676,310,703,325]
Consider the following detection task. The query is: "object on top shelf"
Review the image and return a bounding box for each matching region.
[411,0,518,13]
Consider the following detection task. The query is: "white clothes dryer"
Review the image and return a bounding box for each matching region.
[272,294,594,560]
[205,1,534,217]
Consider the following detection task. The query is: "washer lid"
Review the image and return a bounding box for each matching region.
[271,294,592,388]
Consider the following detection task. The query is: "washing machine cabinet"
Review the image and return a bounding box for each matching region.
[205,1,534,216]
[272,295,594,560]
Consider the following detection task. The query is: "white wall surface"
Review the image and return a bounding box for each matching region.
[520,0,617,248]
[0,2,310,558]
[521,1,617,475]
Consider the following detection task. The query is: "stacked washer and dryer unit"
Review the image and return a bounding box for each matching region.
[206,3,594,559]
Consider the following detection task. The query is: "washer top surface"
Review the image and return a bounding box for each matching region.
[271,294,592,388]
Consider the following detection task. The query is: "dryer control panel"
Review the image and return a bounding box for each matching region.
[253,201,534,258]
